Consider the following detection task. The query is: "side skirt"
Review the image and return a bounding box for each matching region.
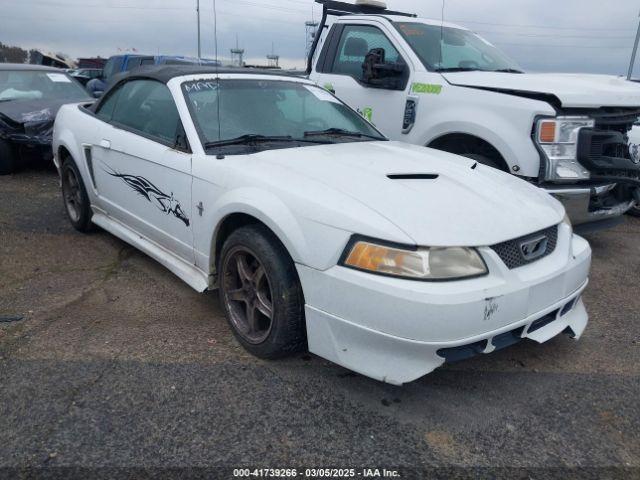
[91,211,210,293]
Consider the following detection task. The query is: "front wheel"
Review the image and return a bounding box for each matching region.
[218,224,306,359]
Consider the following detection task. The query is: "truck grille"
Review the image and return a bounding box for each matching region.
[490,225,558,270]
[591,107,640,136]
[587,108,640,162]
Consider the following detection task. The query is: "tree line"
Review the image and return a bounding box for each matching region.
[0,42,33,64]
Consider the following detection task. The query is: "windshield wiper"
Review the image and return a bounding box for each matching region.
[435,67,485,73]
[204,134,329,149]
[492,68,524,74]
[303,128,383,140]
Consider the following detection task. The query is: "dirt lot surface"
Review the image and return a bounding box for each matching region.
[1,168,639,478]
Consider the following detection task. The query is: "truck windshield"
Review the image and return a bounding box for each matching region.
[0,70,89,103]
[182,79,386,153]
[396,23,522,73]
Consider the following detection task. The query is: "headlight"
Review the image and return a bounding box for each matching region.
[536,116,594,182]
[341,238,488,281]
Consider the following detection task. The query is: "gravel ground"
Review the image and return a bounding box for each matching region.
[0,167,639,479]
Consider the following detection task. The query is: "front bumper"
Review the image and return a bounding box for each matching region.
[298,229,591,385]
[545,183,635,230]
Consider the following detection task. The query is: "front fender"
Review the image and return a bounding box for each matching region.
[423,116,536,174]
[211,187,309,262]
[194,185,352,277]
[409,84,555,178]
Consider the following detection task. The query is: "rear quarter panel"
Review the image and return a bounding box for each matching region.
[53,103,101,203]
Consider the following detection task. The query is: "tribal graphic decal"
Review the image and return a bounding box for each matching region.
[105,168,190,227]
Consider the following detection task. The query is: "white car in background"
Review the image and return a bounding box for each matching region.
[52,67,591,385]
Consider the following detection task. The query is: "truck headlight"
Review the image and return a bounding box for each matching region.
[341,238,488,281]
[536,117,594,182]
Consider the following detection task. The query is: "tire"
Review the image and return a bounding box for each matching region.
[218,224,306,359]
[0,139,17,175]
[628,205,640,217]
[60,157,94,232]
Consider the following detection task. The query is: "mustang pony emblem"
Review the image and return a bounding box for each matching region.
[105,168,190,227]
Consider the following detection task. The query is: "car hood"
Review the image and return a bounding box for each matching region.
[0,98,88,125]
[442,71,640,108]
[247,141,564,247]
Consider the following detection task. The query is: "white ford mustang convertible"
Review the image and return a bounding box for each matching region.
[53,67,591,384]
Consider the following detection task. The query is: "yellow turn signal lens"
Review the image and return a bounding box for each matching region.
[538,121,556,143]
[345,242,407,272]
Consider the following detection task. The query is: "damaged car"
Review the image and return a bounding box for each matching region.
[53,67,592,385]
[0,64,91,175]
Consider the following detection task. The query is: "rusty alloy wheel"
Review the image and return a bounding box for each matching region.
[221,246,275,345]
[62,166,83,223]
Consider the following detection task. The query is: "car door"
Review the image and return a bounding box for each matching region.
[91,79,194,263]
[312,22,413,138]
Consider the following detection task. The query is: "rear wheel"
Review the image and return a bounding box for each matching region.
[61,158,93,232]
[0,139,17,175]
[219,224,306,359]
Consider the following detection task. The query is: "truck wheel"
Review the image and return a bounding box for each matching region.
[61,158,94,232]
[219,224,306,359]
[0,139,17,175]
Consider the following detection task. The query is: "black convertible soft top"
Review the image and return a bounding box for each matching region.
[90,65,309,114]
[111,65,307,85]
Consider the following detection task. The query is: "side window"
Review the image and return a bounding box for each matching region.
[103,57,122,80]
[331,25,401,81]
[95,87,122,122]
[111,80,182,146]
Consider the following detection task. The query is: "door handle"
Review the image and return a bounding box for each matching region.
[99,139,111,150]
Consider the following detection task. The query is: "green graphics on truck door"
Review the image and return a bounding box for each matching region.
[411,83,443,95]
[358,107,373,123]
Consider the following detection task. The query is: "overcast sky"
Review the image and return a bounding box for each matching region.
[2,0,640,75]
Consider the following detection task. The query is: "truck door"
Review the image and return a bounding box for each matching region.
[312,23,412,138]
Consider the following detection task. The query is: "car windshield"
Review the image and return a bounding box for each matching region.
[396,23,522,73]
[182,79,386,153]
[0,70,89,103]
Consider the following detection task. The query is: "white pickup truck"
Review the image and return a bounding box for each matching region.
[308,0,640,232]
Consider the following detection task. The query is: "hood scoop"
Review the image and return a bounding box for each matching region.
[387,174,439,180]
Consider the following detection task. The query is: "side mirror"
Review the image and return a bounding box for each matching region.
[362,48,406,90]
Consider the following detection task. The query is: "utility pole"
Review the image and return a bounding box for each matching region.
[197,0,202,60]
[628,10,640,80]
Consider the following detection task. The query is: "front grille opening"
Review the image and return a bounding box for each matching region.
[527,309,559,334]
[437,340,487,363]
[490,225,558,270]
[491,326,526,352]
[560,298,576,317]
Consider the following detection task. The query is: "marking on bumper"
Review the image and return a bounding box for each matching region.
[483,298,500,322]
